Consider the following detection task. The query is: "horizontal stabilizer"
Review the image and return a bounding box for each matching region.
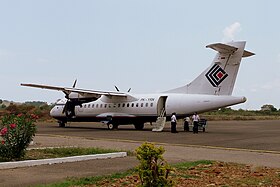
[206,43,238,54]
[242,50,255,57]
[206,42,255,58]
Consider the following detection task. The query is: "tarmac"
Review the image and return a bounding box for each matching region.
[0,120,280,186]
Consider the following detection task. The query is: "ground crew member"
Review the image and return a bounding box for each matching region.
[192,112,200,133]
[184,116,191,132]
[171,112,178,133]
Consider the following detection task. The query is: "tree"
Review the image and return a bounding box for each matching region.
[261,104,277,112]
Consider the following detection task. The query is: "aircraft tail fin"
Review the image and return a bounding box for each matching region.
[166,41,254,95]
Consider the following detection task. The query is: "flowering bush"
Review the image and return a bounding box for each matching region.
[0,114,38,161]
[135,142,174,187]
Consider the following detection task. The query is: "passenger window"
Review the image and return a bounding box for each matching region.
[83,105,86,108]
[118,104,121,107]
[150,103,153,107]
[145,103,148,107]
[104,104,107,108]
[100,104,103,108]
[109,104,111,108]
[141,103,143,107]
[127,103,130,107]
[96,104,99,108]
[92,104,94,108]
[131,103,134,107]
[136,103,139,107]
[122,103,125,107]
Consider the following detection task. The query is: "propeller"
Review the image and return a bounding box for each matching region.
[115,85,131,93]
[62,79,78,118]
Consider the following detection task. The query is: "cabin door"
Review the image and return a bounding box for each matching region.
[157,96,167,117]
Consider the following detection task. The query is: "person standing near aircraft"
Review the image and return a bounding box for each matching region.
[184,116,191,132]
[171,112,178,133]
[192,112,200,134]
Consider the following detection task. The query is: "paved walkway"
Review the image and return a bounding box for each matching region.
[1,134,280,187]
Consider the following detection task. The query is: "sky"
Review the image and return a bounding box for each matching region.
[0,0,280,110]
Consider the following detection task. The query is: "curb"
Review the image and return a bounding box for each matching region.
[0,152,127,170]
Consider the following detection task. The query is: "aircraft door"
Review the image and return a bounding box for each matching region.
[157,96,167,117]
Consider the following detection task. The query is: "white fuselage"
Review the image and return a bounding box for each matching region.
[50,93,246,124]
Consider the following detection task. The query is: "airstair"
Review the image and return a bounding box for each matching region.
[152,108,166,132]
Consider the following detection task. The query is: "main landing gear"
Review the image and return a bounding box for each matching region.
[58,121,66,128]
[107,123,145,130]
[107,123,118,130]
[134,123,144,130]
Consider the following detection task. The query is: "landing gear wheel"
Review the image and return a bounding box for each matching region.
[58,121,66,128]
[134,123,144,130]
[108,123,118,130]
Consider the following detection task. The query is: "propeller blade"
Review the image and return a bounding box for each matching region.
[62,101,68,114]
[114,86,120,92]
[127,88,131,92]
[72,79,77,88]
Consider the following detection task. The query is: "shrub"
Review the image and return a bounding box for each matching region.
[0,114,37,161]
[135,142,174,187]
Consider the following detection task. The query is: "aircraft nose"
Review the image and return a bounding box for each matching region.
[50,106,60,117]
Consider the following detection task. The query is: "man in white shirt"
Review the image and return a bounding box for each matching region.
[171,112,178,133]
[192,112,200,134]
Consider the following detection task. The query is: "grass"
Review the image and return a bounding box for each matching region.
[173,160,212,170]
[35,170,134,187]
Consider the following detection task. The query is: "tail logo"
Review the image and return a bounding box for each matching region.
[205,64,228,87]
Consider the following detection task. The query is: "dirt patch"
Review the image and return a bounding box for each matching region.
[85,161,280,187]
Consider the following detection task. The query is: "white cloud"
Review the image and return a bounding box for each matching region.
[222,22,242,42]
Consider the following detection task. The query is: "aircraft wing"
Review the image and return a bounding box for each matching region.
[21,83,129,99]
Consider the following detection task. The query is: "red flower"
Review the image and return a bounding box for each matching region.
[1,140,5,145]
[17,113,23,117]
[10,123,17,129]
[0,127,8,136]
[30,114,39,119]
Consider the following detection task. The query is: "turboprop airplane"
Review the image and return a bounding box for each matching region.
[21,41,254,131]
